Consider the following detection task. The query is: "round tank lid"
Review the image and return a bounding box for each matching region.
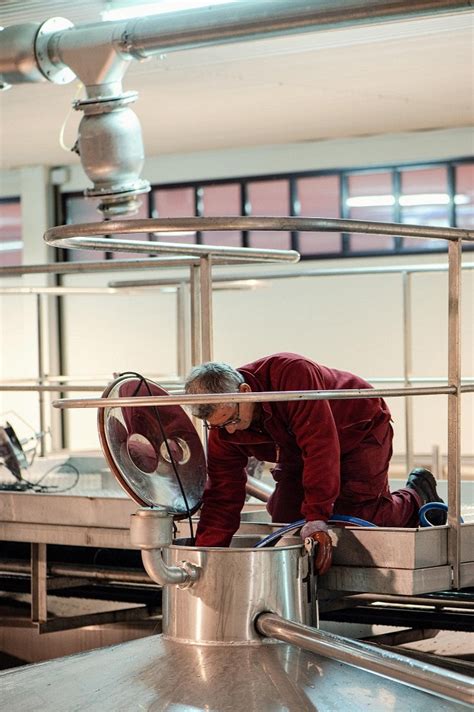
[98,374,206,517]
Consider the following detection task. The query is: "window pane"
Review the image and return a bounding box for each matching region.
[64,195,106,262]
[153,187,196,244]
[247,180,291,249]
[201,184,242,247]
[0,199,22,267]
[400,167,448,251]
[455,163,474,229]
[297,175,341,255]
[347,172,395,252]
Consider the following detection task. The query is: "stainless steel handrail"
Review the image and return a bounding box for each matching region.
[256,612,474,707]
[43,217,474,247]
[45,215,470,589]
[51,386,459,409]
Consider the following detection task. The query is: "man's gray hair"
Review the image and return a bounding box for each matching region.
[184,362,244,419]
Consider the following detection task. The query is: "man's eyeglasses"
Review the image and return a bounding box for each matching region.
[204,403,240,430]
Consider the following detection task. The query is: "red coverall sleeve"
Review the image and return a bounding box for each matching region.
[278,361,341,522]
[195,434,248,547]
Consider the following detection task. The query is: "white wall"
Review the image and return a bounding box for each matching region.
[0,128,473,458]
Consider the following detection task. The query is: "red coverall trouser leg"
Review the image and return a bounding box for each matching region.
[267,422,422,527]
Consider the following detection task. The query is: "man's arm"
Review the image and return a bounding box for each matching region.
[195,435,248,547]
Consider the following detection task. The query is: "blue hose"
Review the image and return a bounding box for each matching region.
[254,514,376,548]
[419,501,463,527]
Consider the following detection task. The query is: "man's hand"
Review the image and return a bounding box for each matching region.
[300,520,333,576]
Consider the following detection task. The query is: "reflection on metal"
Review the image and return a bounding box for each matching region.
[44,216,474,254]
[130,508,200,588]
[448,240,462,589]
[255,612,474,707]
[3,633,467,712]
[52,385,459,409]
[164,536,308,644]
[98,375,206,514]
[246,474,273,502]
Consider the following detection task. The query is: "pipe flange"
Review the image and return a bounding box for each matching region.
[35,17,76,85]
[74,91,139,114]
[85,179,151,199]
[177,561,201,589]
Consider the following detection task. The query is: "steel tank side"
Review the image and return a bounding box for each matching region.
[162,538,310,644]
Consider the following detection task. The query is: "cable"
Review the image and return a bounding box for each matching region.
[10,461,81,494]
[419,501,463,527]
[118,372,195,544]
[254,514,377,549]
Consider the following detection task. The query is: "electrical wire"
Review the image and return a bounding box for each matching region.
[15,461,80,494]
[119,371,196,544]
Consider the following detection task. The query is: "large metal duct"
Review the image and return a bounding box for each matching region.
[0,1,471,215]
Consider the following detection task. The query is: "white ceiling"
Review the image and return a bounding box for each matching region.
[0,3,473,171]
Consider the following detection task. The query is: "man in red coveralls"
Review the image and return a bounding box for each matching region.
[185,353,445,573]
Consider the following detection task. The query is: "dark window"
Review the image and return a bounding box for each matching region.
[0,199,22,267]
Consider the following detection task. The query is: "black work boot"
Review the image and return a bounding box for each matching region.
[406,467,446,525]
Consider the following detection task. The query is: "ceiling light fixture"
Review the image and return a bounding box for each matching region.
[101,0,238,22]
[346,194,469,208]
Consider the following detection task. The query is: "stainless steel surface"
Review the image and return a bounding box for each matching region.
[320,563,452,594]
[0,257,200,276]
[44,216,474,252]
[256,613,474,707]
[448,239,462,589]
[402,271,414,472]
[162,537,309,644]
[36,294,46,457]
[1,632,467,712]
[109,260,474,288]
[199,256,213,363]
[246,474,273,502]
[0,22,45,84]
[0,558,151,585]
[98,375,206,513]
[345,592,474,609]
[330,525,449,569]
[190,263,201,366]
[130,509,199,587]
[52,385,459,409]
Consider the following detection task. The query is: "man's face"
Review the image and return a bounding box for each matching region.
[204,385,254,434]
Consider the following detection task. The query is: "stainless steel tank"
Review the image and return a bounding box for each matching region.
[162,537,309,644]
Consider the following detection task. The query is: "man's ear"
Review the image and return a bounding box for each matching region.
[239,382,251,393]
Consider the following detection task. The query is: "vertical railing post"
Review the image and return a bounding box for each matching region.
[176,281,191,379]
[31,542,47,623]
[402,271,414,474]
[190,264,202,367]
[447,238,462,589]
[199,255,213,363]
[36,294,47,457]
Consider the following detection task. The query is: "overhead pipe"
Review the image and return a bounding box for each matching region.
[0,2,470,214]
[256,612,474,707]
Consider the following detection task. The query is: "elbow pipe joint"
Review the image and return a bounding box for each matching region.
[141,549,200,588]
[130,508,200,588]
